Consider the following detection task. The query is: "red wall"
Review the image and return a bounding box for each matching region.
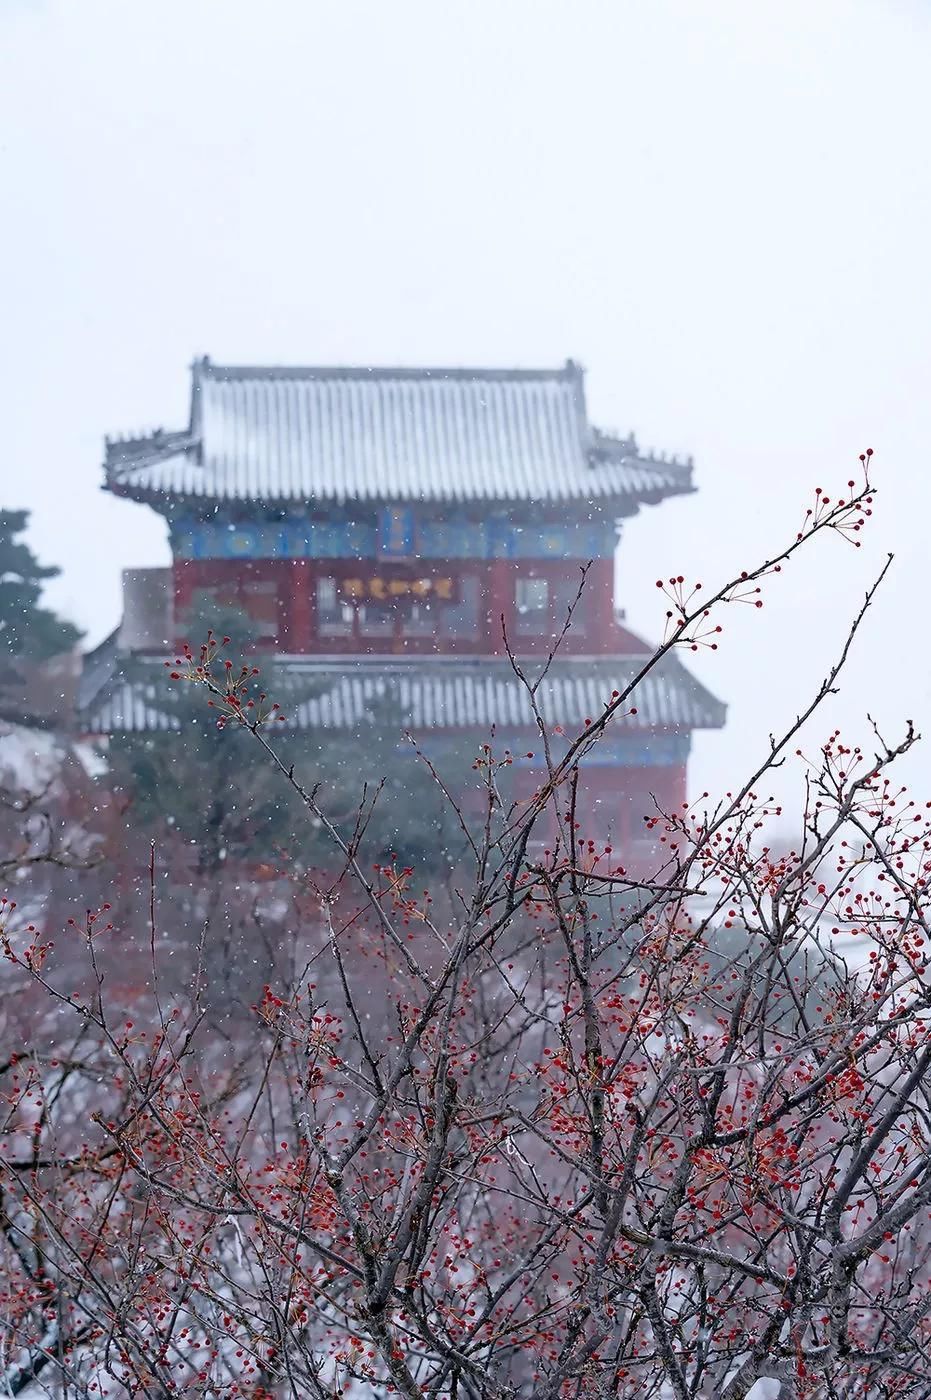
[173,557,645,657]
[508,761,688,860]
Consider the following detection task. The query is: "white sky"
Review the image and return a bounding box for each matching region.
[2,0,929,817]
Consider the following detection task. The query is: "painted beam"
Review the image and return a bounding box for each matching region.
[170,514,618,561]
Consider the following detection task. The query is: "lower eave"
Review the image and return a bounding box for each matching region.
[78,649,726,738]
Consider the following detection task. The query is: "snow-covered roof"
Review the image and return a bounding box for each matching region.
[0,721,64,792]
[104,359,694,509]
[79,654,725,737]
[0,719,106,791]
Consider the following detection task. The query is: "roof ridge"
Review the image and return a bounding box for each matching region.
[195,361,582,383]
[269,653,659,667]
[105,428,197,468]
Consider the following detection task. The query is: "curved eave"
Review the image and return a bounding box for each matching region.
[613,477,696,519]
[104,469,696,516]
[79,652,726,737]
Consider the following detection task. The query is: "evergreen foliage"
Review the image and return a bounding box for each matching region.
[112,598,459,873]
[0,509,82,661]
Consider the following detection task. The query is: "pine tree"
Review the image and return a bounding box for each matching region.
[0,510,82,661]
[112,607,459,874]
[110,598,294,874]
[314,686,457,868]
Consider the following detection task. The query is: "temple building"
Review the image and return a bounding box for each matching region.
[79,357,724,860]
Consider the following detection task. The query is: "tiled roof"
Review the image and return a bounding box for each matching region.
[104,359,694,508]
[80,654,725,737]
[77,629,121,713]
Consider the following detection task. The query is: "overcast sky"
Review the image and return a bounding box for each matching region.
[2,0,929,815]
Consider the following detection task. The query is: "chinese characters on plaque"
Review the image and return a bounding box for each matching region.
[338,575,457,603]
[377,506,415,558]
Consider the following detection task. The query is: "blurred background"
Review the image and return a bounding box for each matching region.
[1,0,929,814]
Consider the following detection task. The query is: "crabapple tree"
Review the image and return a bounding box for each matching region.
[6,453,931,1399]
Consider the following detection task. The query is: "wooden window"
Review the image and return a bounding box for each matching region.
[550,576,587,637]
[358,602,394,637]
[317,577,353,637]
[402,601,434,637]
[241,580,279,639]
[440,576,480,639]
[515,576,549,634]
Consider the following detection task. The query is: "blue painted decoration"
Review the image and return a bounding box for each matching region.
[170,514,618,561]
[378,506,415,558]
[414,734,691,769]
